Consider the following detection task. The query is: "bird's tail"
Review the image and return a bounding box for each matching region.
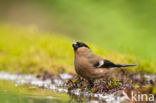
[115,64,137,67]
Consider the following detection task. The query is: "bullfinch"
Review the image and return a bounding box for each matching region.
[72,42,137,86]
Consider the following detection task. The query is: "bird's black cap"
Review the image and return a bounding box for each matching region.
[72,42,89,51]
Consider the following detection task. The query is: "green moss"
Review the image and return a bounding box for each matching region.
[0,25,155,74]
[0,25,74,74]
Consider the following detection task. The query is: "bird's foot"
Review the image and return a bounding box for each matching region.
[87,80,94,89]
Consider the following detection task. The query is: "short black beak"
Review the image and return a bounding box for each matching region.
[72,43,76,48]
[72,42,78,51]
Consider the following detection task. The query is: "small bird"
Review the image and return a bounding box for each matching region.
[72,42,136,86]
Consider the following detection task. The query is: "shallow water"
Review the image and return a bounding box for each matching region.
[0,80,79,103]
[0,72,77,103]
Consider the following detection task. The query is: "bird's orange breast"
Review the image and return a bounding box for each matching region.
[74,56,109,80]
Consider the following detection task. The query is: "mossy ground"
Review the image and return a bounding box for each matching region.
[0,25,155,74]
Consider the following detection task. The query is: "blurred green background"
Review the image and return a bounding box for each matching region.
[1,1,156,103]
[0,0,156,103]
[0,0,156,61]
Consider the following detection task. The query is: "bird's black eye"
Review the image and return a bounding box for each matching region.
[78,43,83,47]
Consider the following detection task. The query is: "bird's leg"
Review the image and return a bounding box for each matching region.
[88,80,94,89]
[78,76,83,82]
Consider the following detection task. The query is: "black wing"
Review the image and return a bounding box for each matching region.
[93,60,137,68]
[93,60,116,68]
